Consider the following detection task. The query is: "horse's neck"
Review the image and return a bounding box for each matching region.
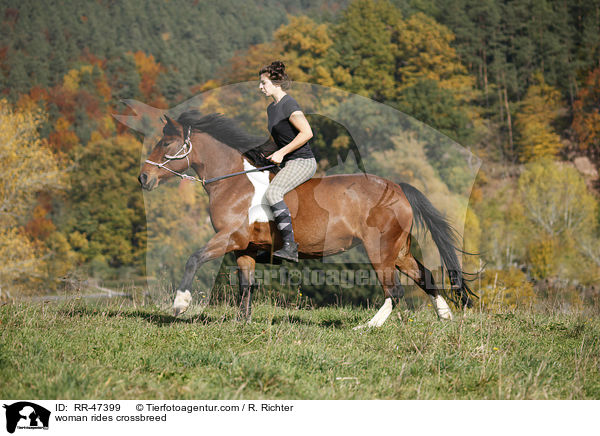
[190,133,247,196]
[191,133,244,179]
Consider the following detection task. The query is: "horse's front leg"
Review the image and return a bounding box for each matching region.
[235,253,256,322]
[173,231,245,316]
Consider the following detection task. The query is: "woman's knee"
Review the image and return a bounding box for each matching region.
[265,186,284,205]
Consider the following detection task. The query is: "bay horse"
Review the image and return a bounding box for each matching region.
[139,110,476,327]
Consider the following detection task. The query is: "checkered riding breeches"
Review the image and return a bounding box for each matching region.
[265,157,317,206]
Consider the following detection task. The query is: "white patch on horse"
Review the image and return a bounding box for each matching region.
[173,289,192,316]
[429,294,453,320]
[354,297,393,330]
[244,160,273,224]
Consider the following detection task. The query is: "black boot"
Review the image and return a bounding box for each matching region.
[270,200,299,262]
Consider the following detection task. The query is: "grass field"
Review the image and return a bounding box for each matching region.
[1,297,599,399]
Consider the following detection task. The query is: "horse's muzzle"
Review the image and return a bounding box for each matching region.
[138,172,156,190]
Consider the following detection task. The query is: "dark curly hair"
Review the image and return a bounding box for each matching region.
[259,60,291,89]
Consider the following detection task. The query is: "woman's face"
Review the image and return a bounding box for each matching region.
[259,74,279,97]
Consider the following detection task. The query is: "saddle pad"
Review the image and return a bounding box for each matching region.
[244,159,274,224]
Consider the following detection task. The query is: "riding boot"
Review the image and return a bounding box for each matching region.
[270,200,298,262]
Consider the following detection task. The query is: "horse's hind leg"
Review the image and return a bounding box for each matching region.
[396,254,453,320]
[235,252,256,322]
[354,235,405,330]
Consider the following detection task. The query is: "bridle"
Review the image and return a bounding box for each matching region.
[144,126,197,181]
[144,126,275,186]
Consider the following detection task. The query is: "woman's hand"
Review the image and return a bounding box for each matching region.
[267,150,286,165]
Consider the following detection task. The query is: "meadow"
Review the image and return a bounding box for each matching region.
[1,294,599,400]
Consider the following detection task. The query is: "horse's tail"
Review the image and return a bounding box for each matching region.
[399,182,477,308]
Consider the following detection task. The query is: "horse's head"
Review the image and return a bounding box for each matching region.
[139,115,191,191]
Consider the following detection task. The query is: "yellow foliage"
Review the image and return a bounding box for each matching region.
[89,131,104,143]
[526,236,557,280]
[518,158,597,237]
[55,116,71,131]
[463,207,481,273]
[479,268,536,311]
[0,228,42,294]
[332,135,350,150]
[395,13,476,104]
[0,99,67,292]
[274,15,334,84]
[516,72,564,161]
[518,120,563,161]
[62,65,95,93]
[45,231,79,286]
[63,68,81,92]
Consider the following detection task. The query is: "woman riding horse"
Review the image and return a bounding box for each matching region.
[138,99,477,325]
[259,61,317,262]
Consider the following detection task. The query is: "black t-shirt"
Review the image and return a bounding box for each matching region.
[267,94,314,162]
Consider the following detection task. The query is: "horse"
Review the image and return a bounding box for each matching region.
[138,110,476,327]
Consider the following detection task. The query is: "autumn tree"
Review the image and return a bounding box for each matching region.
[328,0,402,101]
[61,134,146,275]
[0,100,65,293]
[273,15,334,86]
[132,51,167,108]
[518,158,597,280]
[515,72,564,162]
[572,66,600,161]
[395,12,477,105]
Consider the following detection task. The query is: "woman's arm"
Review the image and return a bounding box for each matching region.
[267,111,313,164]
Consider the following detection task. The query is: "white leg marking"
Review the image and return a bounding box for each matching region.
[173,290,192,316]
[244,160,273,224]
[354,298,393,330]
[429,294,453,320]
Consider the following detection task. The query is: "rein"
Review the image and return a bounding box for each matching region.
[144,127,276,186]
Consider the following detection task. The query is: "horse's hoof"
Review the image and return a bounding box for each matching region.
[353,324,367,331]
[173,290,192,316]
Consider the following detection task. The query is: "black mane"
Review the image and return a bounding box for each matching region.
[176,110,277,167]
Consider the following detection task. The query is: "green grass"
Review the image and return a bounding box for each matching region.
[1,298,599,399]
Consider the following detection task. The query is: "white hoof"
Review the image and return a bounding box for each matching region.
[354,298,393,330]
[430,294,453,321]
[173,290,192,316]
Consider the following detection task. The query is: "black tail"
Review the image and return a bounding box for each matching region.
[399,182,477,308]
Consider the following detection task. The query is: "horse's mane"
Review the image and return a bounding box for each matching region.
[176,110,276,168]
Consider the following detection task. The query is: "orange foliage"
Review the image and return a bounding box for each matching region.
[95,77,112,102]
[76,89,102,119]
[24,203,56,241]
[48,116,79,152]
[219,41,284,83]
[49,88,77,123]
[132,51,164,102]
[573,66,600,158]
[28,86,49,103]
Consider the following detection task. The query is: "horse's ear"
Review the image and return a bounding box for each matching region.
[163,115,180,137]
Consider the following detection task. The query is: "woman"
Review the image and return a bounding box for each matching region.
[259,61,317,262]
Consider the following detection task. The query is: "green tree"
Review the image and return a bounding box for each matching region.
[329,0,402,101]
[61,134,146,274]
